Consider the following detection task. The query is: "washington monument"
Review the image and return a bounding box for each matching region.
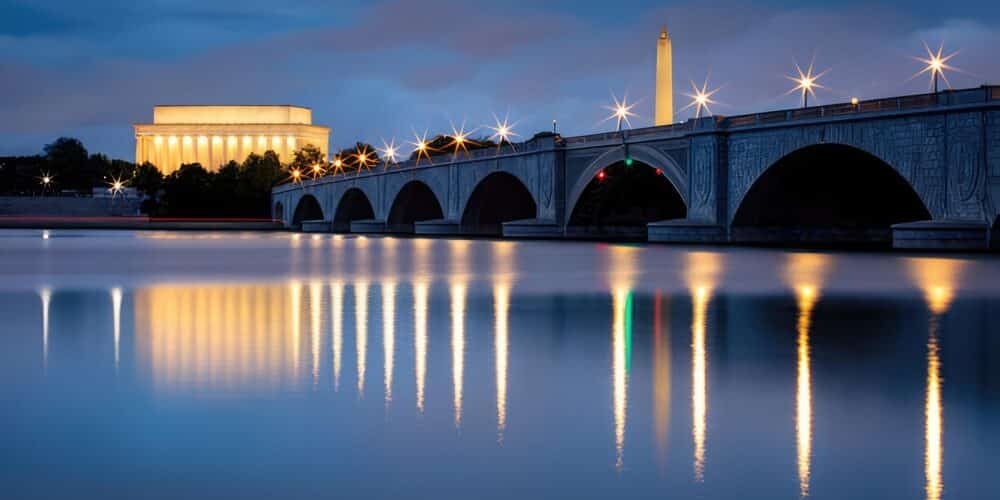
[655,25,674,125]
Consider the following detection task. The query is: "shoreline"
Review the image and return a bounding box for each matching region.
[0,217,283,231]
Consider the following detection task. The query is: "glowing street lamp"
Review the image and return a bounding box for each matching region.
[331,156,346,176]
[38,172,53,194]
[410,129,433,165]
[310,163,325,179]
[449,121,476,158]
[487,112,519,152]
[786,60,829,108]
[354,144,376,173]
[603,92,638,131]
[289,168,303,184]
[107,177,127,199]
[681,76,721,119]
[914,42,958,93]
[380,138,399,168]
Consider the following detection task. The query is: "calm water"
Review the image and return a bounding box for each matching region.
[1,230,998,499]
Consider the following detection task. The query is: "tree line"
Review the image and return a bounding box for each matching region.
[0,137,308,218]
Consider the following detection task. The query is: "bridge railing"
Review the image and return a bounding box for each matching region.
[277,134,562,189]
[563,121,695,145]
[721,87,998,129]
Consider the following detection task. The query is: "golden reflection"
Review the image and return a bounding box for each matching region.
[907,257,963,500]
[451,282,466,429]
[907,257,963,316]
[330,281,344,391]
[382,281,396,407]
[449,240,471,279]
[494,282,510,443]
[795,285,819,498]
[450,240,469,428]
[414,281,429,413]
[381,237,398,279]
[355,281,369,397]
[608,245,639,290]
[413,239,434,282]
[40,288,51,368]
[652,293,671,465]
[111,287,123,371]
[612,287,631,470]
[691,285,711,482]
[926,325,943,500]
[492,241,516,281]
[785,253,833,290]
[685,251,723,291]
[684,251,723,482]
[309,282,323,387]
[289,282,302,376]
[135,284,301,390]
[784,253,830,498]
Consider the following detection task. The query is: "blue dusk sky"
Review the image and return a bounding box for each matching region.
[1,0,998,160]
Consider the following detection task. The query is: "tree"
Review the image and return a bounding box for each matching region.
[132,162,163,197]
[43,138,92,191]
[160,163,214,216]
[289,144,325,172]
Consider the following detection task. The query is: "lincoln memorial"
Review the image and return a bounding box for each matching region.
[133,105,330,174]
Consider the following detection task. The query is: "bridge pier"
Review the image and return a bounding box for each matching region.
[892,220,992,250]
[350,219,387,234]
[414,219,463,236]
[502,219,563,239]
[647,219,727,244]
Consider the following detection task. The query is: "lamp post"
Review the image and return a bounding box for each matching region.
[786,61,828,109]
[915,42,957,94]
[605,93,637,132]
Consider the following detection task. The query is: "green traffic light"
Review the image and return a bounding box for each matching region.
[625,157,633,167]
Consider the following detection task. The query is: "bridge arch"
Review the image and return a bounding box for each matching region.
[387,180,445,232]
[291,194,323,226]
[567,144,688,219]
[731,143,932,244]
[461,171,538,235]
[567,148,687,237]
[333,188,376,231]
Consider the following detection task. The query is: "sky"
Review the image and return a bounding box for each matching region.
[1,0,999,160]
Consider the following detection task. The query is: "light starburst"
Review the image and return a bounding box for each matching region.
[681,76,721,119]
[487,112,519,152]
[785,60,829,108]
[107,176,128,198]
[449,120,477,158]
[310,162,325,179]
[410,129,434,165]
[330,156,346,176]
[38,172,53,190]
[354,144,376,173]
[913,41,959,93]
[380,138,399,168]
[602,92,638,131]
[289,168,303,184]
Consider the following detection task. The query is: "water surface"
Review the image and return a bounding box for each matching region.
[1,230,998,499]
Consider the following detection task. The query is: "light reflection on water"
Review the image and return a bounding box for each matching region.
[4,232,1000,500]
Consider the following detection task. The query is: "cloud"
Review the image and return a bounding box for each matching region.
[1,0,999,158]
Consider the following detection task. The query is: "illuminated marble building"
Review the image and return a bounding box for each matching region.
[133,105,330,174]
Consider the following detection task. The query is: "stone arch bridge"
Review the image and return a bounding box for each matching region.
[273,86,1000,249]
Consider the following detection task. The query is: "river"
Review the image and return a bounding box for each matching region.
[1,230,998,499]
